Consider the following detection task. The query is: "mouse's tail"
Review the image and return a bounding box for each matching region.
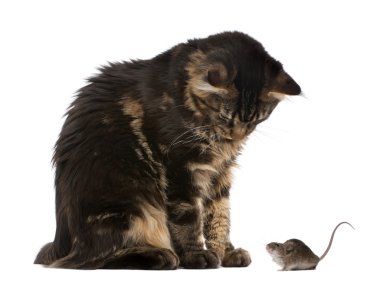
[319,221,354,261]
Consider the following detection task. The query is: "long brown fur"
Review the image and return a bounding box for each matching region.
[35,31,301,269]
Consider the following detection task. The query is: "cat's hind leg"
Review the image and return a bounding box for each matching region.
[102,201,179,269]
[52,246,179,270]
[51,201,178,270]
[102,247,179,269]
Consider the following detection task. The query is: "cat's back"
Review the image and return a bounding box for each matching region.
[53,59,159,179]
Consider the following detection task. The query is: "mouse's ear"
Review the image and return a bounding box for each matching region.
[285,244,294,255]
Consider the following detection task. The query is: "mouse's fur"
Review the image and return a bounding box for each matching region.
[266,222,354,271]
[266,239,319,270]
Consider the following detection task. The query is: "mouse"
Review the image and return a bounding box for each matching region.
[266,221,354,271]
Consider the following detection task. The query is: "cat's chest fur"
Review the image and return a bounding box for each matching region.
[163,137,242,200]
[188,143,240,198]
[121,92,243,200]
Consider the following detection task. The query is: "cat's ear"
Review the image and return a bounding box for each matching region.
[207,63,229,87]
[268,69,301,100]
[187,50,235,97]
[206,50,236,88]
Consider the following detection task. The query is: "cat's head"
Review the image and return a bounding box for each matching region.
[183,32,301,141]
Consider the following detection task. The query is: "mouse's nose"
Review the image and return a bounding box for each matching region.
[266,242,280,253]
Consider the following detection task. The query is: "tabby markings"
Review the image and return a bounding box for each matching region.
[160,92,175,111]
[184,50,228,117]
[123,202,172,249]
[122,97,167,189]
[204,197,230,258]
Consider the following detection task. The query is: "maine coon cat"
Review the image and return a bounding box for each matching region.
[35,31,301,269]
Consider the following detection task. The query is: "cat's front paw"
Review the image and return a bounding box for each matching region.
[181,249,220,269]
[222,248,251,267]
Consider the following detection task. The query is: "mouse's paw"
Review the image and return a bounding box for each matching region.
[222,248,251,267]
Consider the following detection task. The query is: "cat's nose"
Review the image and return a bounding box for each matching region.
[230,127,246,140]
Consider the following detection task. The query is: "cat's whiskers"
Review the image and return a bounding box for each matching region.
[166,124,213,155]
[170,125,203,146]
[189,127,222,155]
[257,124,287,132]
[179,125,212,145]
[181,123,212,139]
[252,125,281,143]
[179,129,215,157]
[179,131,205,144]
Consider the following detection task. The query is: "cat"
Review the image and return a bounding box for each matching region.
[34,31,301,269]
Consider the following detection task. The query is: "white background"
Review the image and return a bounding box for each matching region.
[1,0,379,284]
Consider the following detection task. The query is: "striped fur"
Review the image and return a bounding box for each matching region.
[35,32,300,269]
